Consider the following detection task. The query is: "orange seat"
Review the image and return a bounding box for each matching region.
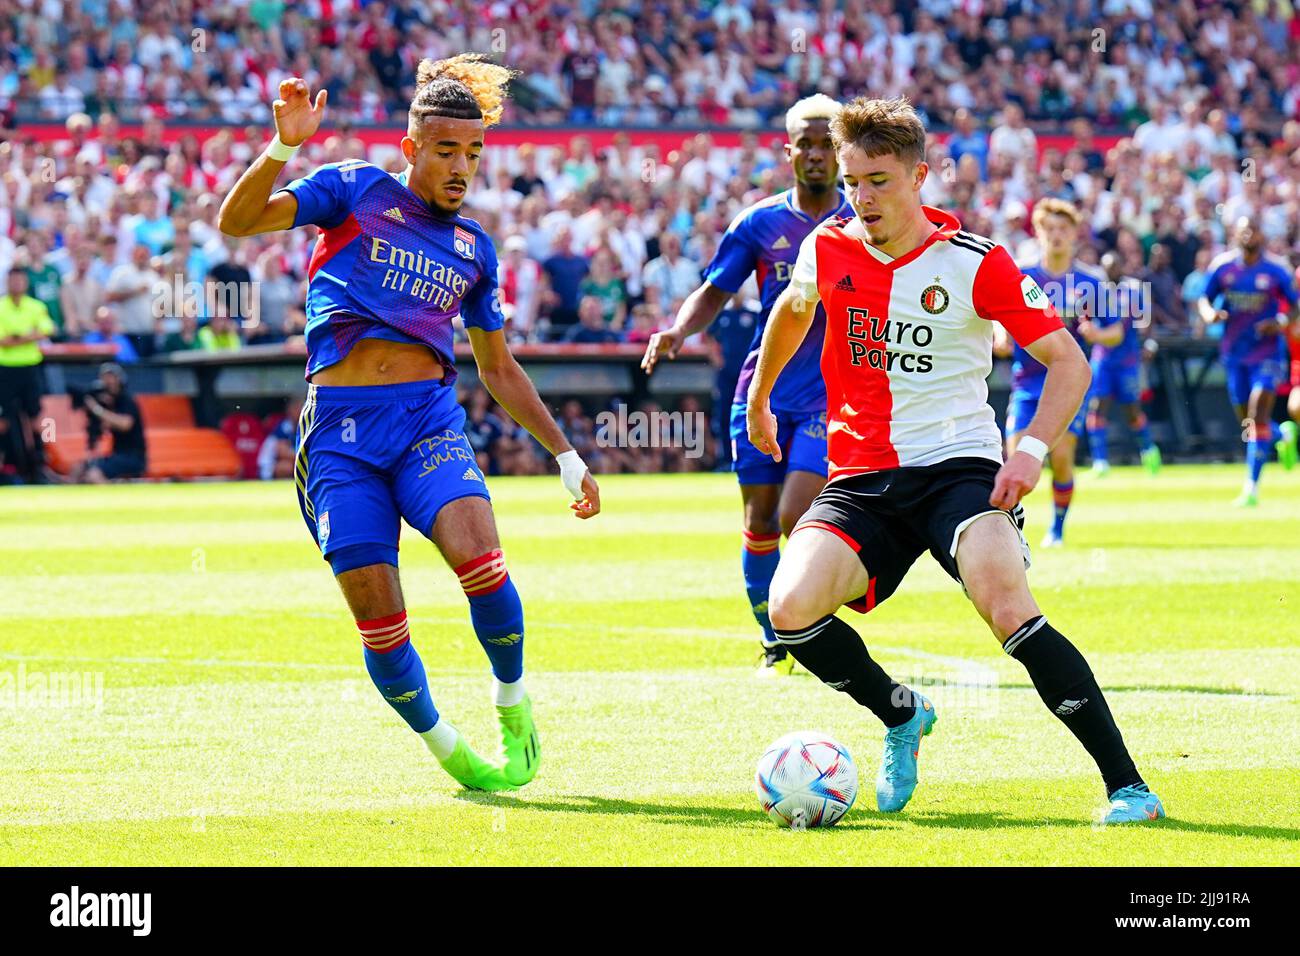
[38,395,110,475]
[137,394,196,429]
[143,428,242,479]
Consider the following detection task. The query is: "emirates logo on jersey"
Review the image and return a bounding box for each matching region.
[920,283,949,314]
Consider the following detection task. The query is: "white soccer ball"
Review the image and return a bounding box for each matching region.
[755,731,858,829]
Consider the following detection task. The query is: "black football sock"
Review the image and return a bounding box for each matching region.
[774,614,915,728]
[1004,616,1143,796]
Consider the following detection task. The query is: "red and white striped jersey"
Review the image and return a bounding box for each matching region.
[789,206,1062,481]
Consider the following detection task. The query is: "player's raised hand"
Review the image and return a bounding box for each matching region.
[640,327,685,374]
[747,401,781,462]
[569,471,601,520]
[273,78,328,147]
[990,452,1042,509]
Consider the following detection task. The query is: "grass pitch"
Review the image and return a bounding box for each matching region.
[1,466,1297,866]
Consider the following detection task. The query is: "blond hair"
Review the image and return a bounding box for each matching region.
[785,94,841,139]
[1031,198,1083,230]
[410,54,517,132]
[830,96,927,166]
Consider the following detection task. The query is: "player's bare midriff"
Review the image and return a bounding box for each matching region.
[310,338,445,387]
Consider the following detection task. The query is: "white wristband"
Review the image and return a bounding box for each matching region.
[1016,436,1049,463]
[267,134,300,163]
[556,449,587,499]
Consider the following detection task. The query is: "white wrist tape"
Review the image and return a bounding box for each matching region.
[1017,436,1049,463]
[556,450,587,499]
[267,134,300,163]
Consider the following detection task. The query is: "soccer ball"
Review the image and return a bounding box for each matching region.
[755,731,857,829]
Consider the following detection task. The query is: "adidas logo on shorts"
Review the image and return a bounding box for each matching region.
[461,468,480,481]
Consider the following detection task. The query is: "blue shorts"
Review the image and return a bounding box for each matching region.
[730,402,828,486]
[294,379,489,563]
[1089,360,1141,405]
[1225,357,1284,407]
[1006,388,1086,439]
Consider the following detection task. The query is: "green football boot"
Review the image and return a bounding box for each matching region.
[438,736,516,792]
[1276,421,1298,471]
[497,695,540,787]
[1140,444,1162,475]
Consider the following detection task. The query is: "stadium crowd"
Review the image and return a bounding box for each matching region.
[4,1,1300,478]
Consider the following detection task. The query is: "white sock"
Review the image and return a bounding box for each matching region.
[494,676,526,708]
[1244,478,1259,496]
[420,719,459,760]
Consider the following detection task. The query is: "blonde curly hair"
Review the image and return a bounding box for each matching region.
[410,53,517,132]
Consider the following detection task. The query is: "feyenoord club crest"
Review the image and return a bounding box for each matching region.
[453,225,476,260]
[920,282,949,314]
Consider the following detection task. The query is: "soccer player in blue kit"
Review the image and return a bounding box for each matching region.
[1197,216,1298,507]
[641,96,852,675]
[218,56,601,792]
[1086,251,1162,477]
[995,199,1119,547]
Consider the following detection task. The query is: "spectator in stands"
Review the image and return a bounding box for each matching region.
[641,232,700,317]
[105,242,161,359]
[158,311,201,353]
[563,296,622,344]
[989,104,1038,177]
[579,249,628,333]
[1139,243,1189,334]
[198,309,243,352]
[947,108,989,180]
[623,303,661,346]
[246,248,300,344]
[497,234,542,344]
[0,268,54,482]
[541,225,588,334]
[257,397,301,481]
[133,193,175,255]
[59,244,102,340]
[82,306,140,363]
[67,362,146,483]
[463,387,506,475]
[23,235,64,338]
[1181,248,1214,338]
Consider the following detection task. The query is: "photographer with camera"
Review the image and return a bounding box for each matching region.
[68,362,146,483]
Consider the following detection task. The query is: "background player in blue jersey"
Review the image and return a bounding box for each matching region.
[1197,216,1298,507]
[641,96,852,675]
[218,56,600,793]
[994,199,1111,547]
[1086,251,1162,477]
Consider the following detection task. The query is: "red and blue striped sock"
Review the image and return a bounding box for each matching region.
[456,549,525,685]
[358,611,439,733]
[742,530,781,647]
[1051,480,1074,537]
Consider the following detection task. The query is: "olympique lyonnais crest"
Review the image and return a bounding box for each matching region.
[453,225,476,260]
[920,282,950,314]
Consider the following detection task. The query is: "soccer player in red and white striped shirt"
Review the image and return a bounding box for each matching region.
[746,97,1165,825]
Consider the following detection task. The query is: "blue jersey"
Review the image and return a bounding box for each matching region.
[279,160,503,379]
[1203,250,1297,365]
[1091,275,1143,368]
[1010,260,1114,393]
[704,189,852,414]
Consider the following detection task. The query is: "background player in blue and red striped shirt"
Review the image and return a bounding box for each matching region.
[1197,216,1298,506]
[641,96,852,676]
[218,56,600,793]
